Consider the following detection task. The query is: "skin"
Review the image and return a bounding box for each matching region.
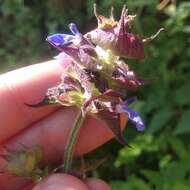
[0,59,127,190]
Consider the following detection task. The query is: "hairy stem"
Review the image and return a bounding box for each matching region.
[63,110,85,173]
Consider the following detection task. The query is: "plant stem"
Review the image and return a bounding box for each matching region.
[63,110,85,173]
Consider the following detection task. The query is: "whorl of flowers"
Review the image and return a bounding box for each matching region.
[0,4,164,180]
[31,5,163,145]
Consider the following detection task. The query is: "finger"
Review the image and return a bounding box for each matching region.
[0,107,127,189]
[85,178,111,190]
[0,107,118,165]
[0,106,127,190]
[22,176,111,190]
[22,178,111,190]
[0,59,72,144]
[0,173,32,190]
[33,173,89,190]
[22,183,36,190]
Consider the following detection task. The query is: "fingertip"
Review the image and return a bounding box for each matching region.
[85,178,111,190]
[33,173,89,190]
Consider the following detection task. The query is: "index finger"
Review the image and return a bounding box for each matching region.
[0,59,72,144]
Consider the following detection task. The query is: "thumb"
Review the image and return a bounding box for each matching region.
[33,174,89,190]
[32,173,111,190]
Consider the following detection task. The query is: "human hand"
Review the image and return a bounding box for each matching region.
[0,59,125,190]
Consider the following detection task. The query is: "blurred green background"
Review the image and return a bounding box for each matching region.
[1,0,190,189]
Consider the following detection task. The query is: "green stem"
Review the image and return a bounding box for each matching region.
[63,110,85,173]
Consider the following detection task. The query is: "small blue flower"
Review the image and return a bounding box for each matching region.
[116,98,145,131]
[46,34,75,48]
[46,23,82,49]
[125,107,145,131]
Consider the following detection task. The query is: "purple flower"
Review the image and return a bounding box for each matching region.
[82,92,144,144]
[46,23,81,49]
[46,34,75,48]
[27,4,158,148]
[116,98,145,131]
[47,23,99,71]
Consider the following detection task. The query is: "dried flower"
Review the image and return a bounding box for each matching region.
[86,5,163,59]
[28,5,150,145]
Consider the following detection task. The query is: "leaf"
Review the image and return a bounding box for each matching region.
[110,180,129,190]
[25,96,54,107]
[148,108,172,133]
[159,154,172,168]
[111,176,151,190]
[173,84,190,105]
[143,93,164,114]
[173,183,190,190]
[86,0,95,19]
[97,110,129,146]
[160,161,190,182]
[126,0,157,7]
[142,170,164,187]
[174,109,190,135]
[167,136,188,160]
[115,144,141,167]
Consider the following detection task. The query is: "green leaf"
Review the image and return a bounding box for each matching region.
[148,108,172,133]
[86,0,95,19]
[159,154,172,168]
[160,161,190,182]
[183,26,190,33]
[115,144,141,167]
[174,109,190,135]
[167,136,188,160]
[126,0,157,8]
[142,170,164,187]
[173,183,190,190]
[173,84,190,105]
[111,176,151,190]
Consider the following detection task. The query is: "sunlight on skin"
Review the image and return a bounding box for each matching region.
[0,59,71,143]
[0,60,127,190]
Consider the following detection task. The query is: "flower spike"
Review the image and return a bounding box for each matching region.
[23,4,161,177]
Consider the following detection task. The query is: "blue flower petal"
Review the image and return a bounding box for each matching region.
[69,23,81,35]
[126,108,145,131]
[116,99,145,131]
[46,33,75,47]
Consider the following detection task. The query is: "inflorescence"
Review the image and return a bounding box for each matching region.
[1,4,163,180]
